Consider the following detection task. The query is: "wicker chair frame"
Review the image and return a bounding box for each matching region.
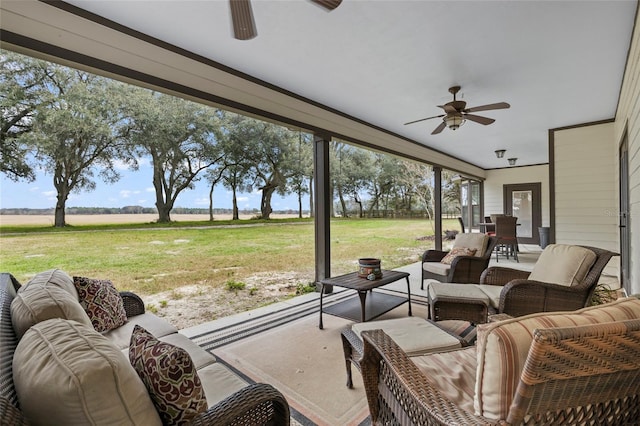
[421,236,500,290]
[360,317,640,426]
[480,245,618,317]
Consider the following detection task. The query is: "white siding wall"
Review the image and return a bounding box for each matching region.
[552,123,619,278]
[615,7,640,295]
[485,165,550,226]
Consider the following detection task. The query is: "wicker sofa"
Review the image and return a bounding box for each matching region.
[359,296,640,425]
[0,270,289,425]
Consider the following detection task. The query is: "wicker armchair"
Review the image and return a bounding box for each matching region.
[359,298,640,425]
[421,235,499,290]
[479,245,618,317]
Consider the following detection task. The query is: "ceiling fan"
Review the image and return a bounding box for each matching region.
[404,86,510,135]
[230,0,343,40]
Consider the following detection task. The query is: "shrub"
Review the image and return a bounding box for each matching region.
[226,280,246,291]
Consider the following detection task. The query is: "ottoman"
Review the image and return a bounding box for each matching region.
[427,280,490,325]
[340,316,463,388]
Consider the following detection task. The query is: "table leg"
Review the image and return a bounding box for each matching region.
[358,290,367,322]
[406,276,412,316]
[319,283,325,330]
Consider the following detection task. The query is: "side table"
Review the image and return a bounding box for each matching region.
[319,270,411,329]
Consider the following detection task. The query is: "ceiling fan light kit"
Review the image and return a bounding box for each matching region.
[404,85,510,135]
[445,114,465,131]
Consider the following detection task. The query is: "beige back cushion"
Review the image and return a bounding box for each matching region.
[13,318,161,426]
[453,233,488,257]
[527,244,597,287]
[474,297,640,420]
[23,269,79,300]
[11,284,92,339]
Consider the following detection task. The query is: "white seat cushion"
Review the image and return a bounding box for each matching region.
[351,317,462,356]
[423,261,451,276]
[528,244,597,287]
[198,362,250,407]
[475,285,503,309]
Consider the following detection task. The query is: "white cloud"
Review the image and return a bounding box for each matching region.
[237,196,249,202]
[194,197,209,206]
[145,187,155,193]
[120,190,141,198]
[42,190,56,197]
[29,186,39,192]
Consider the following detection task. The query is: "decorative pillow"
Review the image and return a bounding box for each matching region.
[441,247,478,265]
[13,318,161,426]
[453,233,488,257]
[11,284,92,339]
[129,325,208,425]
[73,276,127,333]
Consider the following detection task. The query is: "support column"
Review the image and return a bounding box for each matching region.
[434,166,442,251]
[313,133,332,292]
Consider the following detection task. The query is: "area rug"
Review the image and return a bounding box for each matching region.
[194,295,473,426]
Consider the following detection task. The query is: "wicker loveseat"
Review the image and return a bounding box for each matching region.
[0,270,289,425]
[359,296,640,425]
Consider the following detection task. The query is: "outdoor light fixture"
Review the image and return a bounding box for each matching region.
[445,114,465,131]
[508,158,518,166]
[495,149,506,158]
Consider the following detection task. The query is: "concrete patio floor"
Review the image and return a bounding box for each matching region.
[178,244,551,425]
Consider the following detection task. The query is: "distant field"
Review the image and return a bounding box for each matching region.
[0,216,452,328]
[0,213,301,226]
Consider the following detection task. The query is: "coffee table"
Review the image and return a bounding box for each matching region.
[318,270,411,329]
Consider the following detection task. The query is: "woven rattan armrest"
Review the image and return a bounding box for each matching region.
[119,291,145,318]
[189,383,290,426]
[499,279,590,317]
[422,249,448,263]
[480,266,530,286]
[0,396,29,426]
[360,329,497,426]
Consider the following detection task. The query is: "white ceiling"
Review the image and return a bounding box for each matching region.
[10,0,640,169]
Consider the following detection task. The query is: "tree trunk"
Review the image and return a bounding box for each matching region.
[260,184,276,219]
[232,187,239,220]
[337,186,348,218]
[308,177,314,218]
[157,204,172,222]
[208,182,215,221]
[53,175,69,227]
[54,195,67,227]
[298,190,303,218]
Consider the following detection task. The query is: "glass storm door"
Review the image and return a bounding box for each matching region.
[504,183,542,244]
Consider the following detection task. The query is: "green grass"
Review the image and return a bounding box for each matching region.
[0,218,456,300]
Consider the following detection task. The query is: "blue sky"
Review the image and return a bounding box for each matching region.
[0,159,306,211]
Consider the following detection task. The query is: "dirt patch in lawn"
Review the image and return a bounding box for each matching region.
[142,270,313,330]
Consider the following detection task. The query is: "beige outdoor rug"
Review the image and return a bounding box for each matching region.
[191,290,473,425]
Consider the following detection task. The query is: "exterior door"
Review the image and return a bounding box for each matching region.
[620,133,630,294]
[503,183,542,245]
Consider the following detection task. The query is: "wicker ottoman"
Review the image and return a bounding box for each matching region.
[340,316,463,388]
[427,280,490,325]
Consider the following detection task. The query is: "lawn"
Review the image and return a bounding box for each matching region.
[0,217,458,327]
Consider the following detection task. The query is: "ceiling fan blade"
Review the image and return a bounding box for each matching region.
[431,121,447,135]
[404,114,444,125]
[230,0,257,40]
[309,0,343,10]
[438,104,458,114]
[464,114,495,125]
[464,102,510,113]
